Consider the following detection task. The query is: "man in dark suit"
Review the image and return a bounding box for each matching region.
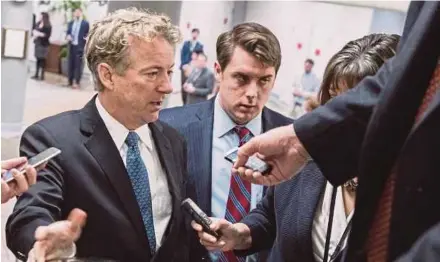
[160,22,291,262]
[180,28,204,104]
[66,7,89,89]
[183,53,215,104]
[233,1,440,261]
[6,8,191,262]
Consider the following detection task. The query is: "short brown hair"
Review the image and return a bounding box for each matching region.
[319,33,399,105]
[85,7,182,91]
[216,22,282,73]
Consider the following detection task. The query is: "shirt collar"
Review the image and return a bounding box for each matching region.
[95,97,153,151]
[213,96,262,138]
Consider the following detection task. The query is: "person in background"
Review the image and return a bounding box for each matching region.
[192,33,400,262]
[161,22,292,262]
[1,157,38,204]
[183,52,215,104]
[180,28,204,104]
[31,12,52,81]
[292,58,321,115]
[66,7,90,89]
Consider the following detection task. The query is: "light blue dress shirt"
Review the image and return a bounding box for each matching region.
[71,19,82,46]
[210,96,263,262]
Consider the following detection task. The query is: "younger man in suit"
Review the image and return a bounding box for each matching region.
[160,22,292,261]
[7,8,191,262]
[66,8,89,89]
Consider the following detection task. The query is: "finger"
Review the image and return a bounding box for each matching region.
[67,208,87,239]
[24,165,37,186]
[35,161,47,172]
[191,221,203,232]
[12,169,28,195]
[244,169,254,178]
[35,226,49,241]
[200,239,224,250]
[33,241,47,262]
[198,231,218,244]
[234,141,259,168]
[1,157,27,170]
[1,180,11,204]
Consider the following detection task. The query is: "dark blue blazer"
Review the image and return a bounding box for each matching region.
[180,40,203,69]
[294,2,440,261]
[237,161,326,262]
[67,20,89,50]
[160,98,293,260]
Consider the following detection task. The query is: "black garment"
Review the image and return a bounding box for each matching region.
[6,96,192,262]
[294,2,440,261]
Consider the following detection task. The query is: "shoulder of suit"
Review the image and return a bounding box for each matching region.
[23,109,81,135]
[159,104,202,126]
[264,107,294,125]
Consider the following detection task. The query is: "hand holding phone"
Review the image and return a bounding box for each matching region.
[182,198,221,239]
[2,147,61,183]
[224,147,272,175]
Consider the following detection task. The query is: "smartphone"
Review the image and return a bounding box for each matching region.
[2,147,61,183]
[181,198,221,239]
[224,146,272,175]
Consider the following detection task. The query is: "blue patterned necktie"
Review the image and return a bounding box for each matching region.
[125,131,156,255]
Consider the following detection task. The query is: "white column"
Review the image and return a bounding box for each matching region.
[1,0,34,138]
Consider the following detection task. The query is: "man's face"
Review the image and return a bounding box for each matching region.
[191,31,199,40]
[74,9,82,19]
[196,55,207,69]
[216,47,276,125]
[102,36,174,126]
[304,61,313,73]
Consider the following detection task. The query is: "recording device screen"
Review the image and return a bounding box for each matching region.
[2,147,61,183]
[224,147,272,175]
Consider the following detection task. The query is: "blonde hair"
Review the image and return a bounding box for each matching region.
[85,7,182,91]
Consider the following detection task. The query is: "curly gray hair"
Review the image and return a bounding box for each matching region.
[85,7,182,91]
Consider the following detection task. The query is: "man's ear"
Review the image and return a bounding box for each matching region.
[214,61,223,82]
[97,63,116,91]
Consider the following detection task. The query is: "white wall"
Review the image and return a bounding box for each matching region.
[245,1,375,107]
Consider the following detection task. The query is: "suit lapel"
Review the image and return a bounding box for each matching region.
[149,122,180,215]
[80,97,151,254]
[186,100,214,215]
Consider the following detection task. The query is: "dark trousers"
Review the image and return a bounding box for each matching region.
[181,70,188,105]
[68,45,84,85]
[34,58,46,79]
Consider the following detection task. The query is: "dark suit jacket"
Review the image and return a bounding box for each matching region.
[6,97,191,262]
[160,98,294,261]
[180,40,203,69]
[67,19,89,50]
[186,68,215,104]
[237,161,326,262]
[294,2,440,261]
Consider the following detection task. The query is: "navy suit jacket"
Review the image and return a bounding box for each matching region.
[238,161,326,262]
[160,98,293,261]
[67,19,89,50]
[180,40,203,69]
[294,2,440,261]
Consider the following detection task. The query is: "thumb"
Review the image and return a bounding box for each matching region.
[67,208,87,239]
[234,139,259,168]
[1,157,27,171]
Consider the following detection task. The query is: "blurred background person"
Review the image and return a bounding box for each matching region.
[183,52,215,104]
[192,33,400,262]
[292,59,321,116]
[31,12,52,81]
[1,157,38,204]
[66,7,89,89]
[180,28,204,105]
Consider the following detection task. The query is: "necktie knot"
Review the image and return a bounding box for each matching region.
[125,132,140,148]
[234,126,252,147]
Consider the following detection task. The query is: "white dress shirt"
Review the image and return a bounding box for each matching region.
[96,98,172,250]
[211,96,264,262]
[71,19,82,46]
[312,182,354,262]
